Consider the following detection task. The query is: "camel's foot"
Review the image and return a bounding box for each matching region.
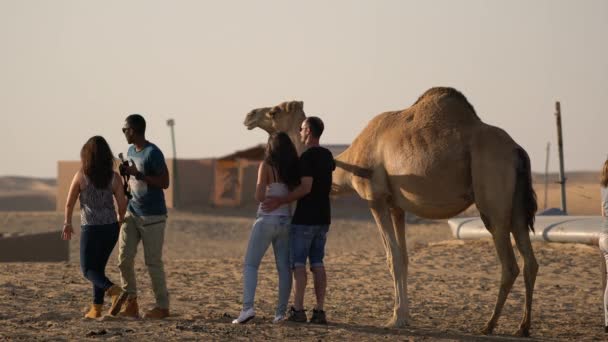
[385,314,408,328]
[479,322,495,335]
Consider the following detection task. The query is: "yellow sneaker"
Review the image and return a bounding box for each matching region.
[84,304,103,319]
[143,307,169,319]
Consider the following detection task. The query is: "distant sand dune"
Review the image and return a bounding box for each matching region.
[0,176,56,193]
[0,176,56,211]
[0,192,55,212]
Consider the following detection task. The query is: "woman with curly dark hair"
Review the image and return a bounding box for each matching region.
[62,136,128,319]
[233,132,300,324]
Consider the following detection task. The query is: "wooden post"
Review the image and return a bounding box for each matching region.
[544,142,550,210]
[555,102,567,214]
[167,119,179,209]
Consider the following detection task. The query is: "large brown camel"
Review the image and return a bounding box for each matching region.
[243,87,538,337]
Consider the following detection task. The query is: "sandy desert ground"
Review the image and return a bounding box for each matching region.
[0,174,607,341]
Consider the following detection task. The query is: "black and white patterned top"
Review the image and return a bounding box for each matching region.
[79,174,117,226]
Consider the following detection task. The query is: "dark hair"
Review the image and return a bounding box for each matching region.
[305,116,324,138]
[125,114,146,135]
[601,159,608,188]
[264,132,300,190]
[80,136,115,189]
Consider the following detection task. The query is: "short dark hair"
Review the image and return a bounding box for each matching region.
[305,116,324,138]
[125,114,146,135]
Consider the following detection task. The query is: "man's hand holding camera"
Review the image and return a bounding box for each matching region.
[122,162,145,181]
[118,153,169,190]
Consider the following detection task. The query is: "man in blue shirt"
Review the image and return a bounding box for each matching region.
[115,114,171,319]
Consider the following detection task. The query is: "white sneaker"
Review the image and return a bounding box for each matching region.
[272,314,286,324]
[232,308,255,324]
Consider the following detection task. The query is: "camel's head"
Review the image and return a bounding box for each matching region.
[243,106,274,133]
[243,101,306,135]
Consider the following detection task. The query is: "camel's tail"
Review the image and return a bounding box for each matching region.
[515,147,537,233]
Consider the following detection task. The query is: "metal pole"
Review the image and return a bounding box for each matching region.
[555,102,567,214]
[544,142,550,210]
[166,119,179,209]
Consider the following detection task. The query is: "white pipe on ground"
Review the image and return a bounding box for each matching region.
[448,216,605,245]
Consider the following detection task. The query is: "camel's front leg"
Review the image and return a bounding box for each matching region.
[370,203,409,327]
[390,207,408,286]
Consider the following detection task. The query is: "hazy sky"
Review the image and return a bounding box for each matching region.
[1,0,606,178]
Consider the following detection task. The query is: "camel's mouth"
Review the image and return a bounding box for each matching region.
[244,121,256,130]
[243,117,257,130]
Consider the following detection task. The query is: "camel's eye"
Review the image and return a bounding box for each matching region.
[267,108,280,118]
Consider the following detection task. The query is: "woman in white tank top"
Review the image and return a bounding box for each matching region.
[598,159,608,333]
[233,132,300,324]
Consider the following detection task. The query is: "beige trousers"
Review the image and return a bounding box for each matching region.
[118,213,169,309]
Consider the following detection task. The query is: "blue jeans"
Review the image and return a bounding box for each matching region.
[290,224,329,269]
[80,223,120,304]
[242,215,291,316]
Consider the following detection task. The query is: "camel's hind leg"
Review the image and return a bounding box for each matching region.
[480,228,520,335]
[511,147,539,337]
[471,129,529,335]
[511,225,537,337]
[370,201,409,327]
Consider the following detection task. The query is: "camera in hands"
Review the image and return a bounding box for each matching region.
[118,153,133,199]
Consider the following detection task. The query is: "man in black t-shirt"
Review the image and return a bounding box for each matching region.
[262,116,335,324]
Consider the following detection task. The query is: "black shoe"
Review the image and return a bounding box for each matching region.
[309,308,327,324]
[604,325,608,333]
[286,306,307,323]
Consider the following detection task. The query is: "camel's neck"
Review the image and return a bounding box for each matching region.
[287,131,305,156]
[287,115,307,156]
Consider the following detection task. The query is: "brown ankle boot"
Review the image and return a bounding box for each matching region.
[106,285,127,316]
[144,306,169,319]
[84,304,103,319]
[118,296,139,318]
[143,307,169,319]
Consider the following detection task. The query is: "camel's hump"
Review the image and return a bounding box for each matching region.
[412,87,479,120]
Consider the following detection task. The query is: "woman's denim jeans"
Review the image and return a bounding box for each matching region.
[242,215,291,316]
[80,222,120,304]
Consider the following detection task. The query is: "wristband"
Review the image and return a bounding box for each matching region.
[135,171,144,181]
[63,223,72,227]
